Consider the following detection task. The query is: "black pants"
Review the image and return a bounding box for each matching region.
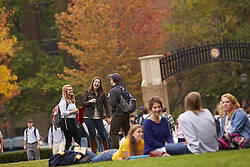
[60,118,81,150]
[110,114,129,149]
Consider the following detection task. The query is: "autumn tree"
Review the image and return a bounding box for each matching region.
[163,0,250,116]
[0,8,20,106]
[56,0,167,101]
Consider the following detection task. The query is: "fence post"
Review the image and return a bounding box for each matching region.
[138,55,170,113]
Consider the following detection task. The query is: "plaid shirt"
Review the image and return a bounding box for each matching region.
[162,113,175,133]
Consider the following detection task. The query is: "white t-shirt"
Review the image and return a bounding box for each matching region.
[224,115,232,134]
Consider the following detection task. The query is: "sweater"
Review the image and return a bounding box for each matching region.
[143,117,173,154]
[178,109,218,154]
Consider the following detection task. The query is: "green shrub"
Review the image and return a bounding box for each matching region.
[0,148,52,163]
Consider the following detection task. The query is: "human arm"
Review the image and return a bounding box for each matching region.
[164,119,174,144]
[109,87,121,108]
[179,116,199,153]
[81,91,95,107]
[24,129,27,150]
[0,138,3,152]
[103,94,111,118]
[59,100,77,117]
[36,129,40,150]
[48,128,52,148]
[230,110,248,134]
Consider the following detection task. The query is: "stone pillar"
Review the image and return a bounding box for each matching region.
[138,55,170,113]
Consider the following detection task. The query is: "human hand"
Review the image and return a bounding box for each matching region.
[24,145,27,150]
[89,99,96,103]
[37,144,40,150]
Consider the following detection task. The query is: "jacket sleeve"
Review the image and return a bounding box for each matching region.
[103,94,111,117]
[36,128,40,141]
[82,91,90,107]
[48,128,52,145]
[231,110,248,134]
[164,119,174,143]
[59,100,70,117]
[143,120,165,149]
[179,115,199,153]
[109,87,121,108]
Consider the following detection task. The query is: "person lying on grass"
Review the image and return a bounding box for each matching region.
[86,124,144,162]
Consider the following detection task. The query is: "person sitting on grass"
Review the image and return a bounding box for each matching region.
[218,93,250,149]
[86,124,144,162]
[166,92,218,155]
[143,97,174,155]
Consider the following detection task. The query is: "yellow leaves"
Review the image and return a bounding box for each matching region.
[0,65,18,97]
[0,8,19,99]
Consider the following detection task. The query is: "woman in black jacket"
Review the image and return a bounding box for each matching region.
[81,77,111,153]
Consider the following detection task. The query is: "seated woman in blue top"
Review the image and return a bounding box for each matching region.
[143,97,173,155]
[165,92,218,155]
[218,93,250,149]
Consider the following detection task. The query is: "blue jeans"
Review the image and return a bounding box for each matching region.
[86,149,117,162]
[81,137,88,147]
[84,118,106,140]
[165,142,192,155]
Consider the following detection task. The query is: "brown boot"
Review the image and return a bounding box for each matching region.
[102,139,109,151]
[91,140,97,154]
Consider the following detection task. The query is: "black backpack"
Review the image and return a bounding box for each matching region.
[118,85,137,114]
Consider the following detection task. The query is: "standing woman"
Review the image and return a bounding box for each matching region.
[59,85,81,150]
[81,77,111,153]
[219,93,250,149]
[143,97,174,155]
[166,92,218,155]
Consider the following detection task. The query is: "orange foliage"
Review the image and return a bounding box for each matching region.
[56,0,167,101]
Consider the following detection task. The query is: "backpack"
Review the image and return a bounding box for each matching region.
[51,100,69,128]
[118,85,136,113]
[25,127,37,143]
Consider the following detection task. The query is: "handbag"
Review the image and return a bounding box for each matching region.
[77,107,84,124]
[149,151,170,157]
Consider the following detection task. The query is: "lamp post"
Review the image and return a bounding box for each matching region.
[240,73,248,111]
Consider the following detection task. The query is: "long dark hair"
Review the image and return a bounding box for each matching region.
[128,124,143,156]
[89,77,104,96]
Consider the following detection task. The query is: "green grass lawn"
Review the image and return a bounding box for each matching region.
[1,149,250,167]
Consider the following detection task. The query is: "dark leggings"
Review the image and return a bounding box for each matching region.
[60,118,81,150]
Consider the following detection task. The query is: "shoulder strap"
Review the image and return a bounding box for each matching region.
[34,128,37,139]
[25,128,28,143]
[51,125,54,143]
[65,100,69,110]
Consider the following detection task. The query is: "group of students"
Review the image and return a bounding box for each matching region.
[86,92,250,162]
[24,72,250,162]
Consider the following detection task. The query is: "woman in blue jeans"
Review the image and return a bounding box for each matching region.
[86,124,145,162]
[166,92,218,155]
[81,77,111,153]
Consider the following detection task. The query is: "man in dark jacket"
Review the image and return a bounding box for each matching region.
[108,73,130,149]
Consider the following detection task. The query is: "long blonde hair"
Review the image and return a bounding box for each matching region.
[221,93,240,113]
[184,92,203,114]
[62,84,75,103]
[128,124,143,156]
